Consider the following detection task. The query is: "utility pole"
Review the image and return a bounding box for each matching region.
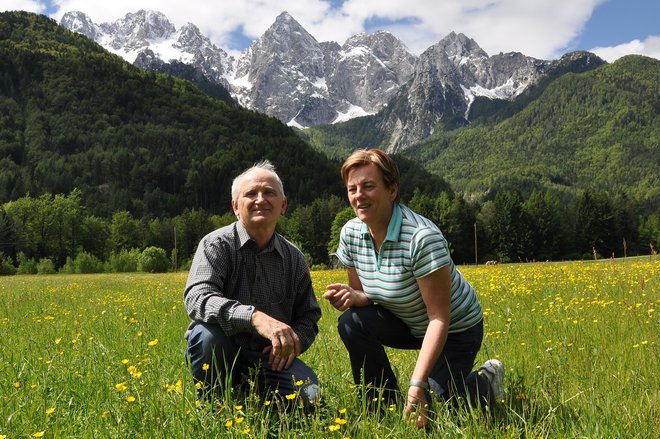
[173,225,177,271]
[474,222,478,265]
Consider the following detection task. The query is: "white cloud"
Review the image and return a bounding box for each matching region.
[46,0,342,52]
[5,0,656,62]
[2,0,46,13]
[591,35,660,62]
[319,0,607,59]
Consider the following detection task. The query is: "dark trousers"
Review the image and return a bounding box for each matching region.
[337,305,489,405]
[186,322,320,406]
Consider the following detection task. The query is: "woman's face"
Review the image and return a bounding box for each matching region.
[346,163,397,228]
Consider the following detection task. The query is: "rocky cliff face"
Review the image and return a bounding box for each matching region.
[229,12,416,127]
[60,10,603,151]
[61,10,234,87]
[379,32,551,150]
[60,10,415,128]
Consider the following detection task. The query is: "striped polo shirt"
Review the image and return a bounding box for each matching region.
[335,203,482,337]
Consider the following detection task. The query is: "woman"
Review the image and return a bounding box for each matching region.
[323,149,504,428]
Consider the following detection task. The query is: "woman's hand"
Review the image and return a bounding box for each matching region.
[323,283,357,310]
[404,385,430,429]
[323,283,369,310]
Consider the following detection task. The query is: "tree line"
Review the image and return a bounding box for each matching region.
[1,186,657,275]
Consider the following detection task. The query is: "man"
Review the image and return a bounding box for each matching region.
[184,160,321,408]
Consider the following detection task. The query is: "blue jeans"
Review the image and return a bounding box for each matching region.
[186,323,320,406]
[337,305,489,405]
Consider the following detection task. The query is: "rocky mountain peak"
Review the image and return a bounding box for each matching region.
[59,9,603,150]
[230,10,328,124]
[437,31,488,60]
[107,10,176,50]
[60,11,100,40]
[258,11,320,58]
[174,23,207,51]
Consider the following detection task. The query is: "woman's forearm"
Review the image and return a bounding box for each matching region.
[410,318,448,382]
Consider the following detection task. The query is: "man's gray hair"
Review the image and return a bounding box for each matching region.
[231,159,285,201]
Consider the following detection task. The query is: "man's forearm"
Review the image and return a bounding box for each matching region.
[184,284,255,335]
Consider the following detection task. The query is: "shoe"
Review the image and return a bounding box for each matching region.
[478,359,505,403]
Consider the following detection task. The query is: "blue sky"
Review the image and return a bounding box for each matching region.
[3,0,659,61]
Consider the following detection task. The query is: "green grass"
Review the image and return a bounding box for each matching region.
[0,259,658,438]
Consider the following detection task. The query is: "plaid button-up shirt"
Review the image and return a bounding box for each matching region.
[184,221,321,353]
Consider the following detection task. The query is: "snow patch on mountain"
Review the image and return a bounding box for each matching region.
[333,105,372,123]
[60,9,598,150]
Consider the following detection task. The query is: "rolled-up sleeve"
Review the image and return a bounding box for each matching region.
[289,251,321,354]
[183,232,255,337]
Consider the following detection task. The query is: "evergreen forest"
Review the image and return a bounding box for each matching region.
[0,11,658,276]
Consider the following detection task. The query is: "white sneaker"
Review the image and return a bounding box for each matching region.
[478,359,505,403]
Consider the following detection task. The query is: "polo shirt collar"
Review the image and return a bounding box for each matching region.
[359,203,402,243]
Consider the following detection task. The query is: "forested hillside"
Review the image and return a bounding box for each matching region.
[1,11,461,272]
[0,11,346,217]
[408,55,659,211]
[304,55,659,216]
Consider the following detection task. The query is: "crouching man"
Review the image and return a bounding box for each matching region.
[184,160,321,409]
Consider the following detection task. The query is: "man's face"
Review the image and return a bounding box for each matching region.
[232,169,287,231]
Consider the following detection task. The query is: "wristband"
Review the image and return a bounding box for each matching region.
[409,379,429,390]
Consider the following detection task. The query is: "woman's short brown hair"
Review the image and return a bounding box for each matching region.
[340,149,400,201]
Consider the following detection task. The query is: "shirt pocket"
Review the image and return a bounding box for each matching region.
[249,253,287,306]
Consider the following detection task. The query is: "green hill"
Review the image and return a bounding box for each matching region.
[0,12,657,266]
[304,54,659,212]
[0,11,345,217]
[406,55,659,211]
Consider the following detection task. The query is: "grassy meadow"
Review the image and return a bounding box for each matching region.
[0,258,658,438]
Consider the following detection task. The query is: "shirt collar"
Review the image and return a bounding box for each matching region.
[359,203,402,243]
[235,220,284,256]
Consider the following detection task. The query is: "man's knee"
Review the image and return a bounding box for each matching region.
[187,323,238,375]
[188,323,227,356]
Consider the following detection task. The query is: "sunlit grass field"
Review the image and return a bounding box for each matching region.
[1,258,658,438]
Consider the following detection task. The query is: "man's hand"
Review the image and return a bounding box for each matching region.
[323,283,369,310]
[251,310,301,371]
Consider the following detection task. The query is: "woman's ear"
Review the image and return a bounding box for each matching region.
[390,184,399,202]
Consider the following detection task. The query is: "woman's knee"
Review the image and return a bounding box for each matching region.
[338,307,373,343]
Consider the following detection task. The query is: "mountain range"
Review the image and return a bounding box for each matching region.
[2,10,657,214]
[60,9,604,151]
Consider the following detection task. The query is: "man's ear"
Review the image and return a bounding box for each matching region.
[231,199,239,217]
[281,197,288,215]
